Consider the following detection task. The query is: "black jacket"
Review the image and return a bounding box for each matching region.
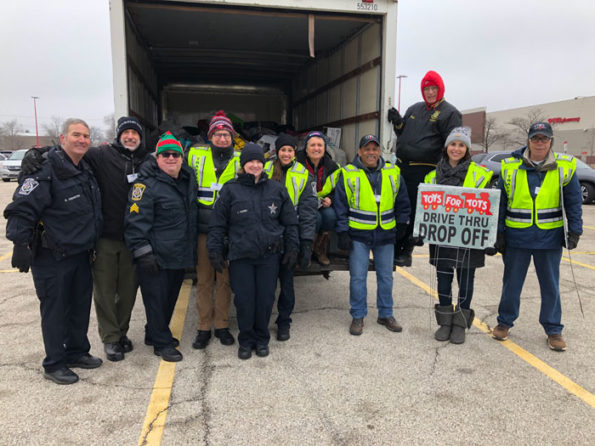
[85,141,151,241]
[295,150,340,200]
[4,147,102,259]
[394,99,461,165]
[124,158,198,269]
[207,173,299,261]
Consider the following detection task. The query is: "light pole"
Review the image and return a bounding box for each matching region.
[396,75,407,112]
[31,96,40,147]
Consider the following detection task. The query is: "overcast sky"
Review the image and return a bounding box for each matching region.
[2,0,594,135]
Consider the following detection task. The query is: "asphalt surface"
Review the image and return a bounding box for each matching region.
[0,180,593,445]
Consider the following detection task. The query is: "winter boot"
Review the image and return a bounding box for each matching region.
[450,307,475,345]
[314,232,330,266]
[434,304,453,341]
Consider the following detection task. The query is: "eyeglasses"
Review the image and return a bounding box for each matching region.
[159,151,182,158]
[530,135,551,143]
[212,132,232,139]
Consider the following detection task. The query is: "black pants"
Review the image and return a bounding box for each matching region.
[229,255,279,348]
[275,262,295,328]
[31,248,93,372]
[137,268,185,349]
[437,267,476,309]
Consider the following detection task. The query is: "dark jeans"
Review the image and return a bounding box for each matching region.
[137,268,185,349]
[31,249,93,372]
[316,206,337,232]
[275,262,294,328]
[436,266,476,309]
[229,255,279,348]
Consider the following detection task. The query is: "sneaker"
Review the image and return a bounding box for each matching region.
[377,316,403,333]
[492,324,509,341]
[43,367,79,385]
[349,318,364,336]
[547,334,567,352]
[104,342,125,362]
[214,328,235,346]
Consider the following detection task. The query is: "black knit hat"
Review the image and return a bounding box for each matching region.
[275,133,297,152]
[240,143,265,167]
[116,116,143,142]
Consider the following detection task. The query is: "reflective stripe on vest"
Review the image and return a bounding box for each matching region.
[318,169,341,198]
[342,163,401,230]
[264,160,308,207]
[502,154,576,229]
[423,162,493,188]
[188,146,240,206]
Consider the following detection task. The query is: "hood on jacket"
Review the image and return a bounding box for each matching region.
[420,70,445,107]
[513,146,557,172]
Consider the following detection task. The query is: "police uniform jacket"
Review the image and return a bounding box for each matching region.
[124,157,198,269]
[334,156,411,247]
[497,147,582,249]
[4,147,102,259]
[207,173,299,261]
[394,99,462,165]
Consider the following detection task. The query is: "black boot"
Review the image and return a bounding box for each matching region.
[434,304,453,341]
[192,330,211,349]
[450,307,475,344]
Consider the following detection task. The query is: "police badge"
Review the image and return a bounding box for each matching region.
[131,183,146,201]
[18,178,39,196]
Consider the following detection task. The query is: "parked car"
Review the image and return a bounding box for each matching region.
[471,150,595,204]
[0,153,7,161]
[0,149,28,182]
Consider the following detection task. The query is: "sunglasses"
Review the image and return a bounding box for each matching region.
[159,151,182,158]
[530,135,551,143]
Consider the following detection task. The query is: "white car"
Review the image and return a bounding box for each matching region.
[0,149,28,182]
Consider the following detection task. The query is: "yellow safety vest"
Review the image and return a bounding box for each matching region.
[264,160,309,207]
[424,162,493,188]
[501,153,576,229]
[342,162,401,230]
[318,169,341,199]
[187,146,240,206]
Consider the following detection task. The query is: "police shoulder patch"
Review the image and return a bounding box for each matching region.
[18,178,39,196]
[131,183,146,201]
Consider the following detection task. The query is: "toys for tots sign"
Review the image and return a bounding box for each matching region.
[413,184,501,249]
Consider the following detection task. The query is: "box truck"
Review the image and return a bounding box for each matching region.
[109,0,398,160]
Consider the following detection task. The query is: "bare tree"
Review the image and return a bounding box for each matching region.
[89,126,105,146]
[0,119,26,150]
[507,108,547,147]
[103,113,116,142]
[42,115,63,142]
[481,117,507,152]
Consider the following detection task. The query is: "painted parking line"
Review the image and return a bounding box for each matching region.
[0,269,18,273]
[397,267,595,408]
[138,279,193,446]
[562,256,595,270]
[0,252,12,262]
[582,225,595,230]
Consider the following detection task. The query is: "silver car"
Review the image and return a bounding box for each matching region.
[0,149,28,182]
[471,150,595,204]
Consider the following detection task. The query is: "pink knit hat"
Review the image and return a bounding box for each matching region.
[207,110,235,138]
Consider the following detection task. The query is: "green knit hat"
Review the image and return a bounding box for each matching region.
[155,131,183,155]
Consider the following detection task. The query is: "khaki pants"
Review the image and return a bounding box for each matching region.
[196,233,232,330]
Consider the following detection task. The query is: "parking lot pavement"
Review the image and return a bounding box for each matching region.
[0,181,593,445]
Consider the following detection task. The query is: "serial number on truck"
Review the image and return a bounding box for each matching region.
[356,3,378,11]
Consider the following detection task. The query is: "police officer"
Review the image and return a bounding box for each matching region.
[187,111,238,350]
[492,122,582,351]
[4,118,103,385]
[334,135,411,336]
[125,132,198,362]
[387,70,462,267]
[208,143,299,360]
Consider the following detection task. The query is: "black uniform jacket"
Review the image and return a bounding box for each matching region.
[124,157,198,270]
[4,147,102,259]
[207,173,299,261]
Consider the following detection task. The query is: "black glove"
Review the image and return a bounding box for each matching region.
[136,252,159,274]
[387,107,403,126]
[411,235,424,247]
[281,250,298,271]
[12,244,32,273]
[209,251,227,273]
[337,232,352,251]
[396,223,408,243]
[484,246,497,256]
[298,241,312,269]
[494,232,506,255]
[564,232,580,250]
[20,147,49,176]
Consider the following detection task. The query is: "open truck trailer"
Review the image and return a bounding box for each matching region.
[109,0,399,275]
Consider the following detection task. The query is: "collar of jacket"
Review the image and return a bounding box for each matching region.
[237,172,268,186]
[210,143,234,160]
[519,146,557,172]
[50,147,91,179]
[112,139,148,160]
[426,97,445,110]
[353,154,385,173]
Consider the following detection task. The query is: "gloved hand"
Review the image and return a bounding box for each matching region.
[20,147,49,176]
[12,244,32,273]
[484,246,498,256]
[337,232,352,251]
[281,250,298,271]
[387,107,403,126]
[396,223,408,243]
[136,252,159,274]
[494,232,506,255]
[564,232,580,250]
[298,241,312,269]
[411,235,424,247]
[209,251,227,273]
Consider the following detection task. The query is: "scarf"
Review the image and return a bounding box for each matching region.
[435,158,471,186]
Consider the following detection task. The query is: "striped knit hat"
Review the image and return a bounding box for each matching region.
[208,110,235,138]
[155,131,183,155]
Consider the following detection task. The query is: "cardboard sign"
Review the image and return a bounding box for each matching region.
[413,184,501,249]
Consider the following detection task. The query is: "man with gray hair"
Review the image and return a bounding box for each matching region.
[5,118,104,384]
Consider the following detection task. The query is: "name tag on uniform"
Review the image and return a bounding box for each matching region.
[127,173,139,183]
[374,194,381,203]
[535,186,540,194]
[211,182,223,191]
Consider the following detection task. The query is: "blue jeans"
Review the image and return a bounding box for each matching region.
[349,240,394,319]
[437,267,475,309]
[497,246,563,335]
[316,207,337,232]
